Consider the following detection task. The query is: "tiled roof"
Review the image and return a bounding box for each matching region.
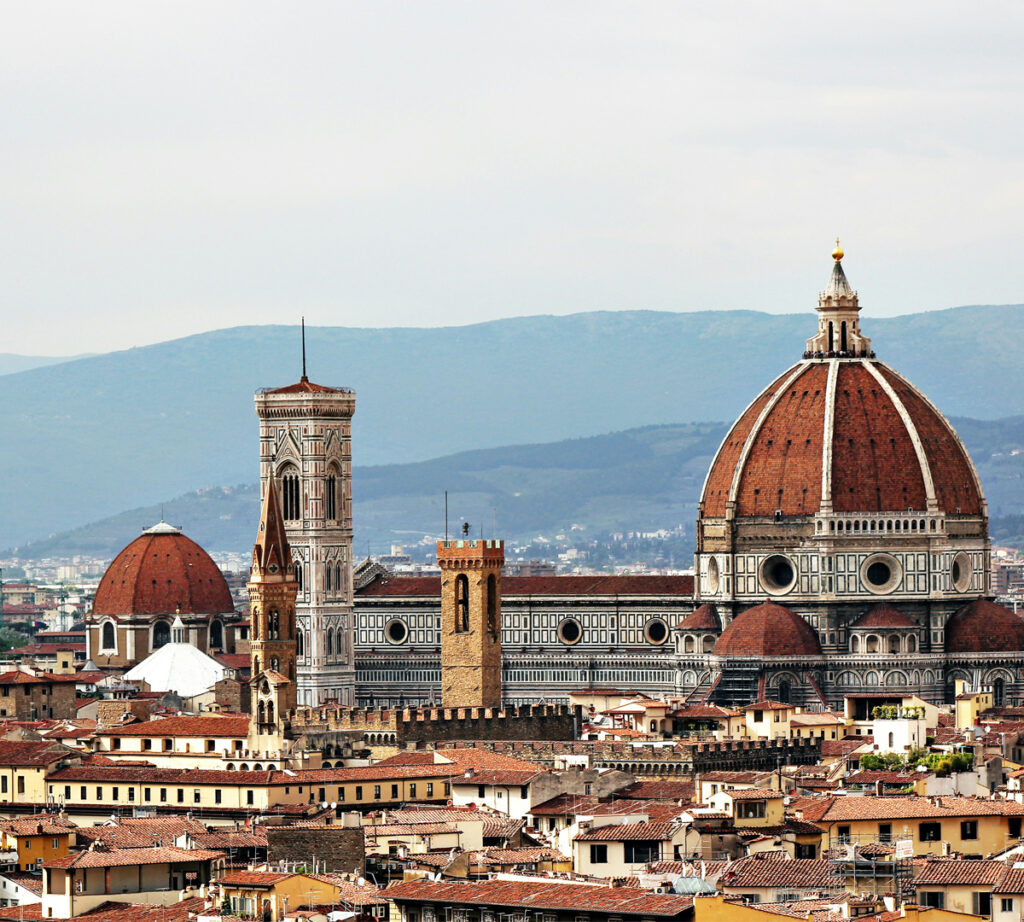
[576,822,676,841]
[851,603,917,629]
[0,814,78,836]
[457,769,542,786]
[700,771,773,784]
[92,530,234,617]
[946,599,1024,654]
[359,575,693,598]
[800,795,1024,823]
[385,879,694,916]
[0,898,206,922]
[469,847,567,865]
[45,845,222,869]
[726,788,785,800]
[97,715,250,737]
[617,781,694,801]
[676,604,721,631]
[380,747,540,773]
[265,378,346,395]
[845,770,918,785]
[219,870,293,886]
[75,817,207,848]
[366,823,459,837]
[670,705,738,720]
[995,867,1024,894]
[714,603,822,658]
[744,700,793,711]
[0,740,72,766]
[0,871,43,895]
[821,738,868,757]
[913,858,1007,886]
[721,857,843,889]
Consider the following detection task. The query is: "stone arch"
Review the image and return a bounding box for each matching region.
[683,635,696,653]
[888,635,901,655]
[850,635,860,653]
[100,620,116,652]
[866,634,880,654]
[835,671,858,687]
[864,671,879,686]
[906,634,917,653]
[701,635,715,653]
[681,670,697,687]
[885,671,908,686]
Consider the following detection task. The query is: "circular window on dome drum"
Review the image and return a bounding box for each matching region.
[760,555,798,595]
[706,557,720,594]
[385,619,409,645]
[860,553,902,595]
[558,618,583,645]
[644,618,669,645]
[951,552,972,593]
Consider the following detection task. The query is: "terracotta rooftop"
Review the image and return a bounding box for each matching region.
[946,599,1024,654]
[359,575,693,598]
[45,845,222,869]
[385,878,695,917]
[0,740,72,766]
[676,604,721,631]
[913,857,1008,886]
[576,821,676,841]
[720,856,843,890]
[96,715,251,737]
[714,602,822,658]
[851,603,918,630]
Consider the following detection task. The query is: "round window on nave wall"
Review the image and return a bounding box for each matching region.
[861,553,902,595]
[385,619,409,645]
[951,552,973,593]
[760,554,798,595]
[558,618,583,645]
[644,618,669,645]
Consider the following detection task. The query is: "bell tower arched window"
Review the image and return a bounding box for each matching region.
[297,630,305,658]
[295,562,303,591]
[326,629,334,657]
[455,575,470,633]
[280,468,301,521]
[325,472,337,520]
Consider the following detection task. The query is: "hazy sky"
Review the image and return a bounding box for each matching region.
[3,2,1023,355]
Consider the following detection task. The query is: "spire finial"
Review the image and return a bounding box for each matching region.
[301,317,307,381]
[832,238,844,261]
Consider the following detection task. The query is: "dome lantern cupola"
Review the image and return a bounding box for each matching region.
[805,241,873,358]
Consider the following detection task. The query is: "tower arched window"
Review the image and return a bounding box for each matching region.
[280,468,301,521]
[270,657,279,673]
[297,630,305,658]
[267,701,275,724]
[210,619,223,650]
[269,609,280,640]
[153,621,171,649]
[295,562,303,591]
[326,565,333,592]
[455,575,470,633]
[326,629,334,657]
[486,574,497,634]
[325,472,337,520]
[258,701,266,724]
[101,621,116,652]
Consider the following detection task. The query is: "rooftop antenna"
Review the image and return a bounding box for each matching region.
[301,317,307,381]
[445,491,449,542]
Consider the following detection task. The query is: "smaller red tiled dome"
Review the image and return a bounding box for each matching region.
[677,604,721,632]
[714,601,822,658]
[851,603,917,630]
[946,599,1024,654]
[94,523,235,617]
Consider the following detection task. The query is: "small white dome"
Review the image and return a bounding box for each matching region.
[123,640,227,698]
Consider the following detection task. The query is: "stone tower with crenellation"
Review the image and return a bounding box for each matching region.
[255,350,356,707]
[438,531,504,708]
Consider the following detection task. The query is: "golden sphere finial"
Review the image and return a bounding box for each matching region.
[832,238,844,261]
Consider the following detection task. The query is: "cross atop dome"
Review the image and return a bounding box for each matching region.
[804,240,874,359]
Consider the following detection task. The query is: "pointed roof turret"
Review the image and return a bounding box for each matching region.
[823,255,855,301]
[252,475,292,581]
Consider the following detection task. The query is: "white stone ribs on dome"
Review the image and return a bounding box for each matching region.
[861,361,937,513]
[819,359,840,514]
[878,365,988,519]
[726,362,810,514]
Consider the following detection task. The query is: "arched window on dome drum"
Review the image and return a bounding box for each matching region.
[778,680,791,704]
[828,321,834,351]
[701,635,714,654]
[840,321,848,352]
[153,621,171,649]
[455,575,470,633]
[866,635,879,654]
[325,473,337,520]
[995,678,1005,707]
[210,619,223,650]
[907,634,917,653]
[101,622,115,652]
[486,574,497,634]
[280,469,301,521]
[888,635,900,655]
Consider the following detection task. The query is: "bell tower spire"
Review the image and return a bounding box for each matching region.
[804,241,873,358]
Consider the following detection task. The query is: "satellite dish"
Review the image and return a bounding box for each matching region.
[331,802,337,809]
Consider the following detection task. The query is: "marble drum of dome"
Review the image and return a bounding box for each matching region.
[695,248,988,610]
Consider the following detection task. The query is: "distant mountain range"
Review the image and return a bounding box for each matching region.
[10,415,1024,562]
[0,352,95,376]
[3,305,1024,547]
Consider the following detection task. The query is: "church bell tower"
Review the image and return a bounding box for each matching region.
[438,528,504,708]
[248,474,298,747]
[254,325,356,707]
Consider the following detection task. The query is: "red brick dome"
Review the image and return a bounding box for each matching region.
[677,604,721,631]
[713,601,822,658]
[700,359,983,518]
[93,523,234,617]
[946,599,1024,654]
